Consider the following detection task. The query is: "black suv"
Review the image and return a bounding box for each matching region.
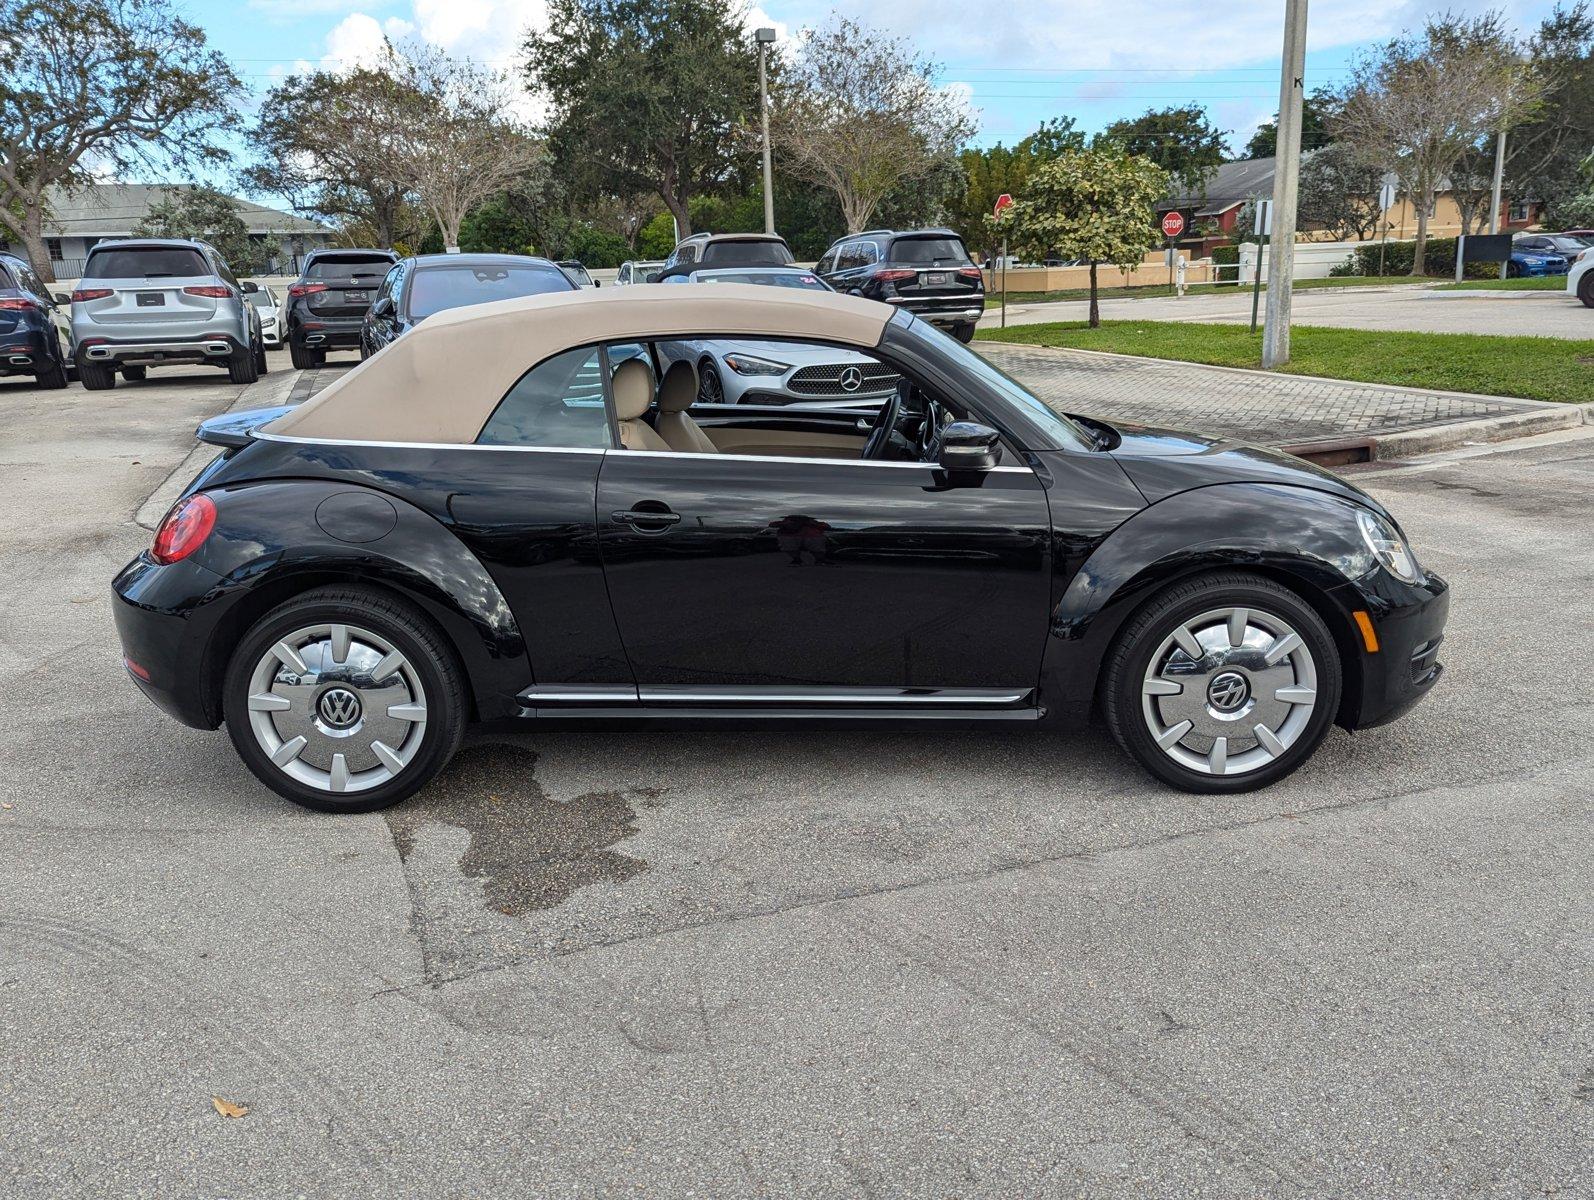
[816,229,984,342]
[285,248,398,369]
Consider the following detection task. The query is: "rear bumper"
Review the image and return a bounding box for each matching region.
[1351,570,1450,729]
[0,327,53,373]
[292,317,364,349]
[76,333,244,367]
[112,554,230,730]
[883,296,985,325]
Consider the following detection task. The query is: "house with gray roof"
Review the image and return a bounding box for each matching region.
[0,183,335,278]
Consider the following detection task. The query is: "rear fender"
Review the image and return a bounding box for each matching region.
[1040,483,1373,728]
[185,478,530,722]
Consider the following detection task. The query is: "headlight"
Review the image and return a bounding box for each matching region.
[722,352,788,376]
[1356,509,1422,583]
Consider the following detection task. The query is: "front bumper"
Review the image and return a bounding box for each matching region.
[77,333,244,367]
[1352,569,1450,728]
[112,554,231,730]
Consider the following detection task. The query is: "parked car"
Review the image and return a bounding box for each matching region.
[243,283,284,348]
[360,254,578,358]
[555,260,598,288]
[656,232,794,280]
[1514,233,1593,258]
[816,229,985,344]
[1568,244,1594,307]
[70,238,264,390]
[284,248,398,369]
[661,266,833,291]
[615,259,665,285]
[0,251,75,389]
[111,285,1448,812]
[1507,244,1569,277]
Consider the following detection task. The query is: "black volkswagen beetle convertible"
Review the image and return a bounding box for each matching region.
[112,287,1448,812]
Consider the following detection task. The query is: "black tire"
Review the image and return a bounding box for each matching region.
[228,347,259,385]
[254,339,268,375]
[1579,273,1594,309]
[1101,572,1342,794]
[78,360,116,391]
[289,340,316,370]
[697,359,726,404]
[222,586,468,813]
[1506,262,1522,279]
[121,364,147,382]
[952,321,977,344]
[35,336,68,389]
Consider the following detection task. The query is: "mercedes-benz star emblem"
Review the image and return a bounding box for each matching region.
[838,366,863,393]
[317,687,362,729]
[1207,672,1250,713]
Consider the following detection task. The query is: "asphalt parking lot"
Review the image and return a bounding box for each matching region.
[1,359,1590,1197]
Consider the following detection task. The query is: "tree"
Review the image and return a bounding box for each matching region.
[999,148,1167,327]
[1297,143,1387,240]
[1502,3,1594,215]
[1099,105,1225,195]
[771,15,974,233]
[0,0,241,281]
[1336,11,1541,275]
[385,43,542,253]
[1543,189,1594,226]
[245,67,424,249]
[1243,87,1341,159]
[132,186,278,268]
[525,0,760,238]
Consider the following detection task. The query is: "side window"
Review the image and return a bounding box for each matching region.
[678,245,697,264]
[816,249,837,274]
[477,346,616,448]
[374,264,400,304]
[859,242,880,266]
[19,264,45,299]
[214,254,240,290]
[836,243,861,271]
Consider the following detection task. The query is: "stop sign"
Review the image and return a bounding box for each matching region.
[1161,211,1186,238]
[994,193,1014,217]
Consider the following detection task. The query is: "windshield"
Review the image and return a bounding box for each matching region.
[700,240,794,266]
[305,255,393,280]
[85,246,208,279]
[889,237,970,266]
[1548,236,1592,251]
[408,263,574,319]
[890,312,1093,451]
[695,270,830,290]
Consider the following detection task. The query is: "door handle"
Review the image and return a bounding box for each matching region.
[611,508,681,527]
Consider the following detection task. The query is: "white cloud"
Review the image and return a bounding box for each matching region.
[320,12,415,70]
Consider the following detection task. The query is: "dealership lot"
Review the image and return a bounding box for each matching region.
[0,364,1589,1196]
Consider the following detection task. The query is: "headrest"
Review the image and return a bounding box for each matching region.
[657,359,698,413]
[612,359,653,421]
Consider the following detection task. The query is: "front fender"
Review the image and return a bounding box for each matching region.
[186,478,530,722]
[1040,483,1375,728]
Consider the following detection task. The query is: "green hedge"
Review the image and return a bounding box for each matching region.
[1211,243,1240,287]
[1342,237,1499,279]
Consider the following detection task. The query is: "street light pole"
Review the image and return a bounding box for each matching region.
[756,27,776,236]
[1261,0,1308,369]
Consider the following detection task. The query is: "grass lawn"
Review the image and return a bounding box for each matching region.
[1433,275,1569,291]
[984,276,1421,308]
[976,319,1594,404]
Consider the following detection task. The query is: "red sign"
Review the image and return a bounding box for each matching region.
[1161,211,1186,238]
[994,193,1014,217]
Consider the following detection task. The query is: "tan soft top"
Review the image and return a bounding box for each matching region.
[264,284,895,444]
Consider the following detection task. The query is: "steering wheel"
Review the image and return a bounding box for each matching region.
[861,383,904,460]
[917,395,945,459]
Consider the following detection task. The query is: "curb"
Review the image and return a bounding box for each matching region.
[1369,405,1588,461]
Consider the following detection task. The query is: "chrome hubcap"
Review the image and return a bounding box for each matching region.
[1141,606,1318,777]
[245,623,427,794]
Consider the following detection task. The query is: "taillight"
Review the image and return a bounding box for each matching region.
[288,282,327,298]
[958,266,983,279]
[151,494,217,565]
[877,269,916,282]
[0,297,37,310]
[71,288,112,302]
[182,285,232,298]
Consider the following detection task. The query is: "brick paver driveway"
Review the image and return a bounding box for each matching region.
[979,342,1543,447]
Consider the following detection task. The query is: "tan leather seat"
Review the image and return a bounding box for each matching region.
[612,358,669,451]
[654,359,719,454]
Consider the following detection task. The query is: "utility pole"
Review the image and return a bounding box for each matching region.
[1488,126,1508,280]
[756,27,777,235]
[1261,0,1308,368]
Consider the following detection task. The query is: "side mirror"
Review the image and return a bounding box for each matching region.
[52,292,70,305]
[593,279,601,288]
[370,296,395,319]
[241,280,259,294]
[938,422,1003,474]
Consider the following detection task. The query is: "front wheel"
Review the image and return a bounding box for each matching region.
[1579,273,1594,308]
[223,586,467,812]
[697,359,726,404]
[1101,573,1342,793]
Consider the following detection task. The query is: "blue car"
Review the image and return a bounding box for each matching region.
[1508,246,1569,277]
[0,251,74,389]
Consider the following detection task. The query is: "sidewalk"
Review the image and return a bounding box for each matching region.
[979,342,1586,457]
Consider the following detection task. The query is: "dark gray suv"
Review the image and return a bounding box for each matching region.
[70,239,264,389]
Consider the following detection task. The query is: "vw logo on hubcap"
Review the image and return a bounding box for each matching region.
[1206,671,1250,713]
[317,687,362,729]
[838,366,863,393]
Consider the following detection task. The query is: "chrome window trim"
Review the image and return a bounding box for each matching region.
[253,431,1034,472]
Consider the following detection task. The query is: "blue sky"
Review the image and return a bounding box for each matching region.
[194,0,1562,169]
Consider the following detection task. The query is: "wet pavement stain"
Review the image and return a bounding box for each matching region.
[384,743,650,917]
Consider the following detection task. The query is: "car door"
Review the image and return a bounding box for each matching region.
[594,344,1054,706]
[365,263,404,351]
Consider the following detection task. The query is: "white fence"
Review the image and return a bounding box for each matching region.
[1234,240,1361,283]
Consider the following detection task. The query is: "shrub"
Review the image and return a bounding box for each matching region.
[1344,237,1497,278]
[1210,243,1240,287]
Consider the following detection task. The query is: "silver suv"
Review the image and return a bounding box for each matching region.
[71,238,264,390]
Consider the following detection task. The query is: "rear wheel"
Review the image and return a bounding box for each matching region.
[228,346,259,385]
[35,335,67,389]
[78,360,116,391]
[289,340,316,370]
[223,586,467,813]
[1102,573,1342,794]
[951,321,977,344]
[120,364,147,382]
[254,339,268,375]
[1579,273,1594,308]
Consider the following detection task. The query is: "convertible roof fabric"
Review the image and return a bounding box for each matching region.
[264,284,895,445]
